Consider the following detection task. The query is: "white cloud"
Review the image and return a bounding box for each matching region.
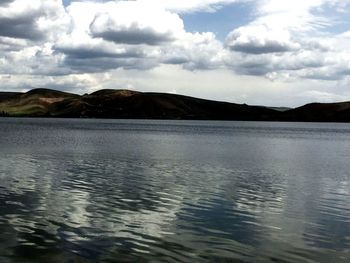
[226,25,300,54]
[224,0,350,86]
[0,0,350,106]
[67,0,247,13]
[137,0,247,13]
[255,0,350,31]
[54,0,225,73]
[89,1,185,45]
[0,0,68,41]
[163,32,226,70]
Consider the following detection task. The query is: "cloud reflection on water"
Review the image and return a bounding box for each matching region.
[0,119,349,262]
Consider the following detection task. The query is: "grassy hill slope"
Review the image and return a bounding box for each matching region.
[0,88,280,120]
[3,88,350,122]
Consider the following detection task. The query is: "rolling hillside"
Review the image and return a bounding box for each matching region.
[2,88,350,122]
[0,88,280,120]
[283,102,350,122]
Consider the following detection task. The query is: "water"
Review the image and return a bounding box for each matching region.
[0,118,349,262]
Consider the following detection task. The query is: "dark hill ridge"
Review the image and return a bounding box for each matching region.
[283,101,350,122]
[89,89,140,97]
[0,92,22,103]
[0,88,280,120]
[49,89,280,120]
[0,89,78,116]
[1,88,350,122]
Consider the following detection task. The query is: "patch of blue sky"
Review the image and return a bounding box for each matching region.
[181,2,254,41]
[62,0,70,7]
[62,0,255,40]
[312,5,350,35]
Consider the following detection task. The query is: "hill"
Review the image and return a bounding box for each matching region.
[0,89,79,116]
[0,88,280,120]
[2,88,350,122]
[283,102,350,122]
[0,92,22,103]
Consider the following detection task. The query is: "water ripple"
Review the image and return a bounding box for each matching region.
[0,119,350,262]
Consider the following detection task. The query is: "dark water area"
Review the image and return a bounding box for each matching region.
[0,118,349,262]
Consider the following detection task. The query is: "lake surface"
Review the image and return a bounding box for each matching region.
[0,118,349,262]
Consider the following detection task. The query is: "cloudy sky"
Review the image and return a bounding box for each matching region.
[1,0,350,106]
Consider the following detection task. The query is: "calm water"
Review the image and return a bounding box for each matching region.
[0,118,349,262]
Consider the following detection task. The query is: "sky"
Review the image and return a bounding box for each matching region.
[1,0,350,107]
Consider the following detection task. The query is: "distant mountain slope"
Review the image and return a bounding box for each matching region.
[50,89,281,120]
[267,107,291,112]
[283,102,350,122]
[2,88,350,122]
[0,88,280,120]
[0,92,22,103]
[0,89,79,116]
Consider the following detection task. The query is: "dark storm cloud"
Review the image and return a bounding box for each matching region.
[0,0,14,6]
[0,37,26,52]
[53,43,156,72]
[162,57,189,65]
[225,25,300,55]
[228,49,327,77]
[228,41,293,54]
[91,26,174,46]
[228,38,330,55]
[235,61,272,76]
[55,45,145,59]
[0,13,44,41]
[63,56,158,73]
[35,43,152,76]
